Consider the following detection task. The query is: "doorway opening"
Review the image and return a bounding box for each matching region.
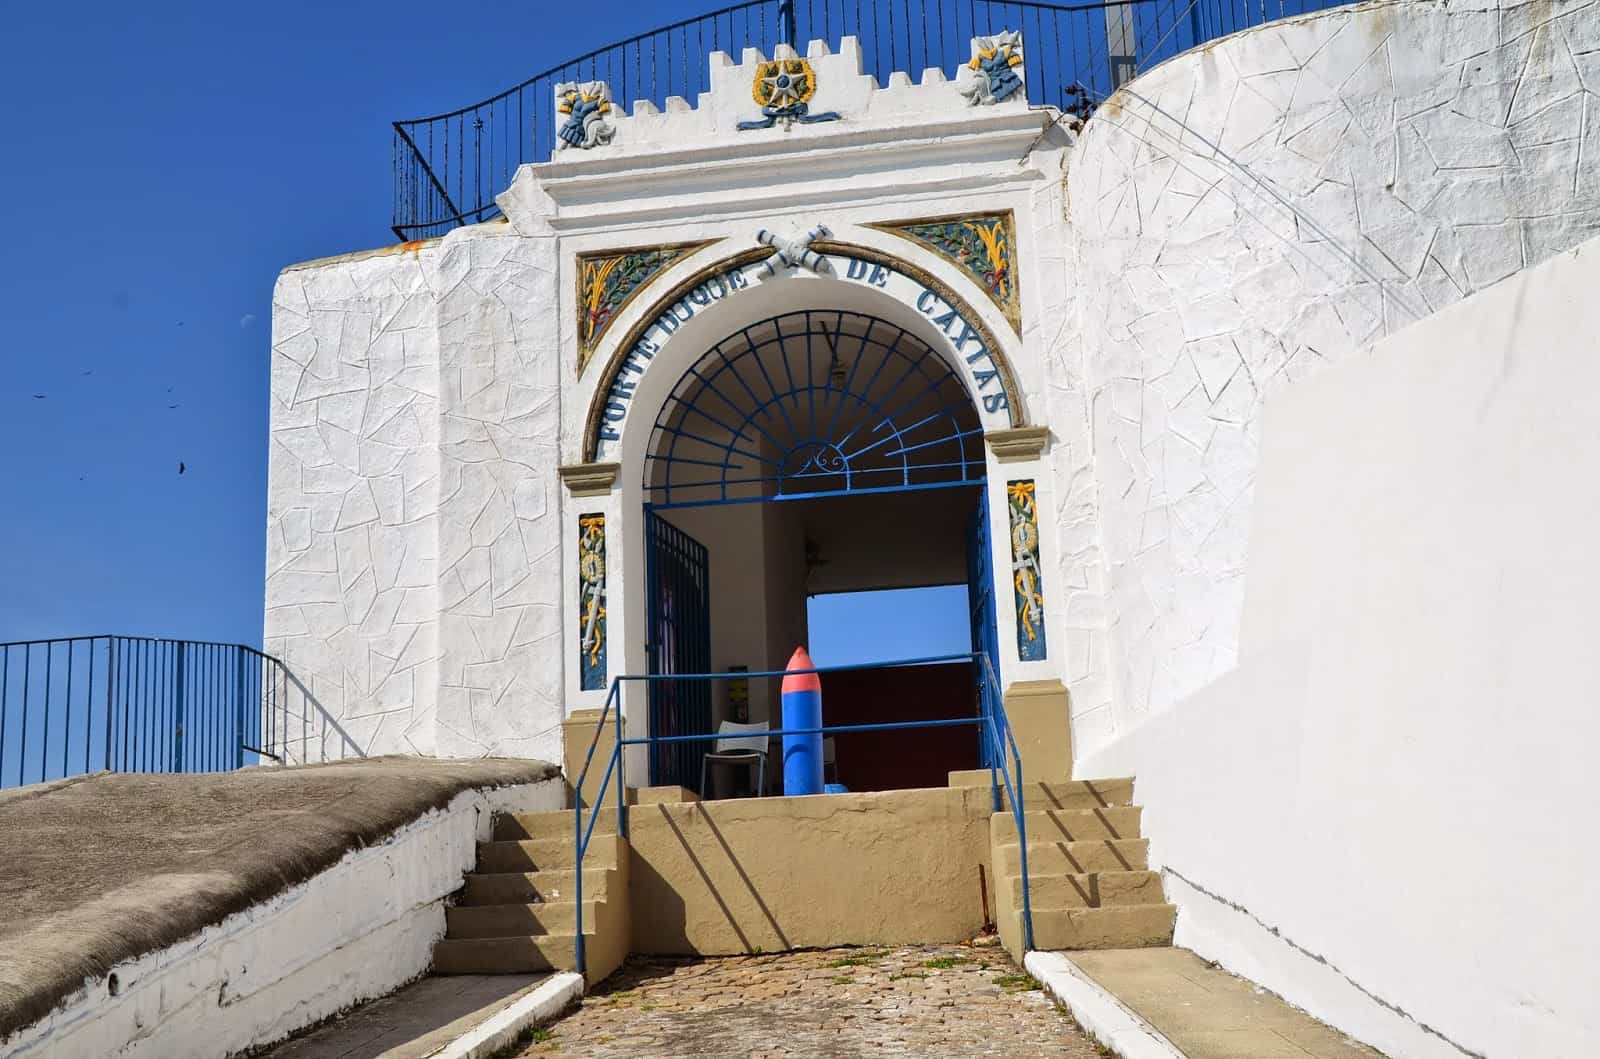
[640,310,1000,794]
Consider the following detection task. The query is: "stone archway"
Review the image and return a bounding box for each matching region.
[580,240,1029,467]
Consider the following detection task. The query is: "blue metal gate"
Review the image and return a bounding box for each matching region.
[644,511,714,790]
[968,487,1002,768]
[643,310,984,507]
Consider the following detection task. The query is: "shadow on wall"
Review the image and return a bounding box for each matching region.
[265,662,368,765]
[647,805,794,953]
[626,787,994,956]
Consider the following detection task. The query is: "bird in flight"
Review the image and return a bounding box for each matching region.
[32,394,46,399]
[178,462,186,475]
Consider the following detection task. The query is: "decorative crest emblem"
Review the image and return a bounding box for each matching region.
[556,81,616,150]
[959,31,1025,106]
[738,57,841,131]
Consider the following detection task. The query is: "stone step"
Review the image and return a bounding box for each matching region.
[996,838,1150,875]
[992,806,1144,842]
[951,772,1137,809]
[1027,904,1177,950]
[433,933,584,975]
[493,808,616,843]
[460,868,613,906]
[1008,870,1166,909]
[474,835,618,873]
[445,901,600,939]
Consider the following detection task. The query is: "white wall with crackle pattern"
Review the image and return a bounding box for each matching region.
[267,0,1600,769]
[1068,0,1600,747]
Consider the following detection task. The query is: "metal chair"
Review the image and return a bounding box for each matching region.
[700,720,769,799]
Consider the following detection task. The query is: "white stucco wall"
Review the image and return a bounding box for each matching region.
[267,244,443,757]
[267,223,567,764]
[433,227,564,763]
[1077,236,1600,1059]
[1069,0,1600,749]
[3,778,563,1059]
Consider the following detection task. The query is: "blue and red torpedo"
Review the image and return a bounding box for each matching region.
[781,646,825,796]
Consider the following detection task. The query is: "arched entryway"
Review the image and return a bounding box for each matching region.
[639,308,1000,794]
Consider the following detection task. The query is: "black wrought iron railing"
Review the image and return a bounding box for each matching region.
[392,0,1346,239]
[0,635,359,790]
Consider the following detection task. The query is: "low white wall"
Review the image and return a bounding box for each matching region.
[4,778,563,1059]
[1076,237,1600,1058]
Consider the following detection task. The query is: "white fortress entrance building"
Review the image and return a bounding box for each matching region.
[270,27,1098,774]
[266,1,1600,1054]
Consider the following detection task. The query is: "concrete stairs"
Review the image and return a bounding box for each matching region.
[950,770,1177,958]
[432,807,630,984]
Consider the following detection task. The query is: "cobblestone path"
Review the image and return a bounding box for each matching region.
[519,939,1106,1058]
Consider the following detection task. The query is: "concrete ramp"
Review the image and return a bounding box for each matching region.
[0,757,562,1058]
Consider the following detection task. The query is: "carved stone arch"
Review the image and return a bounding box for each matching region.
[580,239,1028,463]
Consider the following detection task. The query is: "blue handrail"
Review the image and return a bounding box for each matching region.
[0,635,353,789]
[391,0,1351,239]
[569,650,1035,976]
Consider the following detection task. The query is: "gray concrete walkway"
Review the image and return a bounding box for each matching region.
[264,974,549,1059]
[1068,948,1385,1058]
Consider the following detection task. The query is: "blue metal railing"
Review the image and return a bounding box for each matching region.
[569,650,1034,976]
[392,0,1348,240]
[0,636,357,789]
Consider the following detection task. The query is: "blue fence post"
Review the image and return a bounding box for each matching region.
[107,639,118,771]
[574,791,587,979]
[778,0,796,46]
[234,648,246,769]
[173,641,187,772]
[0,646,8,788]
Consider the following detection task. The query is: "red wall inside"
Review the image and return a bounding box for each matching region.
[819,662,980,792]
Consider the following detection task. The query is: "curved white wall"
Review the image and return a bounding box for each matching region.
[1079,235,1600,1059]
[1069,0,1600,745]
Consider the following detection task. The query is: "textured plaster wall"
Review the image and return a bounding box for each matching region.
[3,779,562,1059]
[1069,0,1600,748]
[267,222,566,764]
[433,227,564,763]
[267,245,444,758]
[1076,236,1600,1059]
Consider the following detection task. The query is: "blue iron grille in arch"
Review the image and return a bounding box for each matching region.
[643,310,985,505]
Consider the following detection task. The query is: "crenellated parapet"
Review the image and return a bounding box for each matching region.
[549,33,1029,160]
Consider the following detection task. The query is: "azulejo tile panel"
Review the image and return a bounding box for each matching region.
[577,242,713,374]
[1007,480,1047,662]
[870,212,1021,333]
[578,513,608,691]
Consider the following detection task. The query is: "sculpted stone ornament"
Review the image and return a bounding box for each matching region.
[959,31,1025,106]
[756,225,833,278]
[738,56,841,130]
[555,81,616,150]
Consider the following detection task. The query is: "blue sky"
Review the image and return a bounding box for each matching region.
[0,0,971,659]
